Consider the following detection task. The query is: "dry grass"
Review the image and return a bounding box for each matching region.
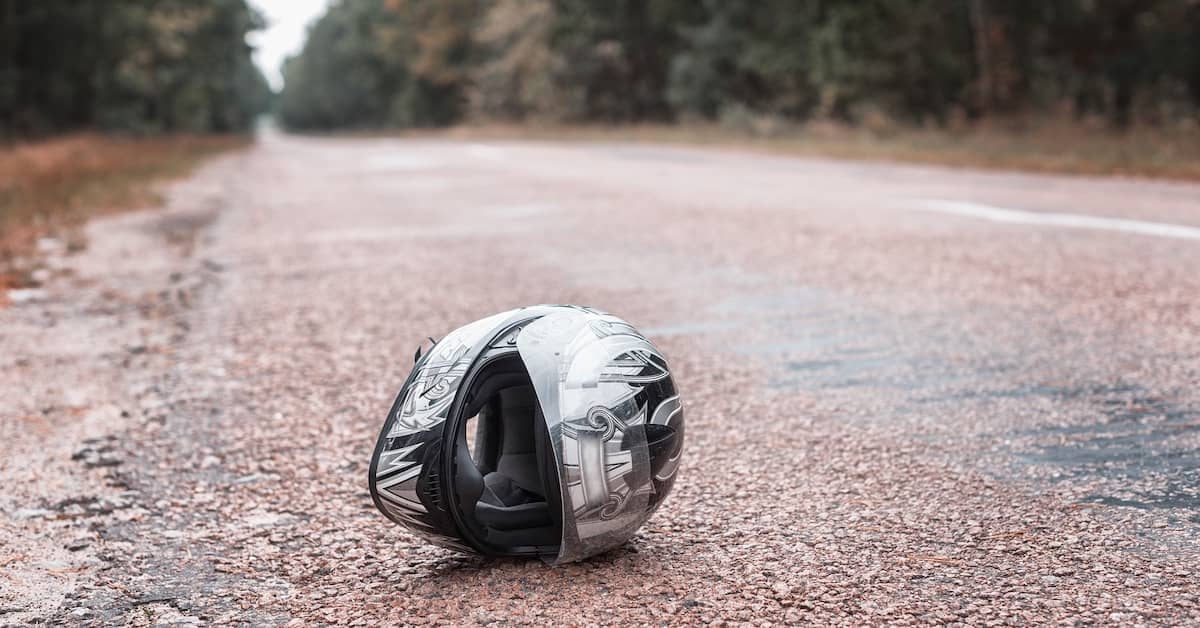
[433,119,1200,181]
[0,133,249,289]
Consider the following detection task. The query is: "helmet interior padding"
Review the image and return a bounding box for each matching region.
[451,354,563,553]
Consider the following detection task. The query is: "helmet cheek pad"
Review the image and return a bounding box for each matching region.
[369,306,685,564]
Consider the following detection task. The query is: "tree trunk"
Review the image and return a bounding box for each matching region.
[968,0,991,117]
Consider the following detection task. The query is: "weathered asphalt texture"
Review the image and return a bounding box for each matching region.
[3,133,1199,624]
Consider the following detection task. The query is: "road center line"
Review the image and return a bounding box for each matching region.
[466,143,505,160]
[914,199,1200,241]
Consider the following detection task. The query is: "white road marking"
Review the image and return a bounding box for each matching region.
[915,199,1200,241]
[363,153,439,171]
[466,143,505,160]
[305,205,551,243]
[480,203,552,218]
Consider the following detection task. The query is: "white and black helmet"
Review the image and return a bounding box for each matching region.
[368,305,684,563]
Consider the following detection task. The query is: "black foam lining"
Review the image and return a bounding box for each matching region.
[453,354,562,551]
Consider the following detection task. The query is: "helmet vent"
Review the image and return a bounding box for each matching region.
[423,459,445,512]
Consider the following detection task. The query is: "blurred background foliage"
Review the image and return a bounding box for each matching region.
[0,0,271,138]
[277,0,1200,132]
[0,0,269,279]
[3,0,1197,136]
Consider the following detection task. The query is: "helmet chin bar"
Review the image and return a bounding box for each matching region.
[444,352,563,558]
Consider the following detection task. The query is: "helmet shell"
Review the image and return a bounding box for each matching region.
[368,305,684,563]
[517,307,683,562]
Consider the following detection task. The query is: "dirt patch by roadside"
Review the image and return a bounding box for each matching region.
[0,153,257,625]
[0,134,249,294]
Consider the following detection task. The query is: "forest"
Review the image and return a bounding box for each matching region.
[0,0,270,138]
[0,0,271,274]
[278,0,1200,132]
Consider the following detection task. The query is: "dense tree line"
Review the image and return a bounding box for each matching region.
[1,0,271,138]
[280,0,1200,132]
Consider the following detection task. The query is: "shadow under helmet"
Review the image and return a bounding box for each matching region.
[368,305,684,563]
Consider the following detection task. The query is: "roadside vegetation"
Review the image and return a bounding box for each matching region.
[1,1,270,138]
[0,0,269,293]
[279,0,1200,178]
[0,135,250,288]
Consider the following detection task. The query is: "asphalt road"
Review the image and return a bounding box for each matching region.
[3,132,1199,624]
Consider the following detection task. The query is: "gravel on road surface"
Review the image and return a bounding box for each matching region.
[2,133,1199,624]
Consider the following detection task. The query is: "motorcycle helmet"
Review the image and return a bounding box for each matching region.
[368,305,684,563]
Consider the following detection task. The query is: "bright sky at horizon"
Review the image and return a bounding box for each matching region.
[246,0,330,91]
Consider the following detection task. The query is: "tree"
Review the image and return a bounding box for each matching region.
[0,0,270,138]
[276,0,1200,131]
[470,0,562,121]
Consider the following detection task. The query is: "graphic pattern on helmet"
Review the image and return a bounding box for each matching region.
[518,308,684,562]
[372,309,517,551]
